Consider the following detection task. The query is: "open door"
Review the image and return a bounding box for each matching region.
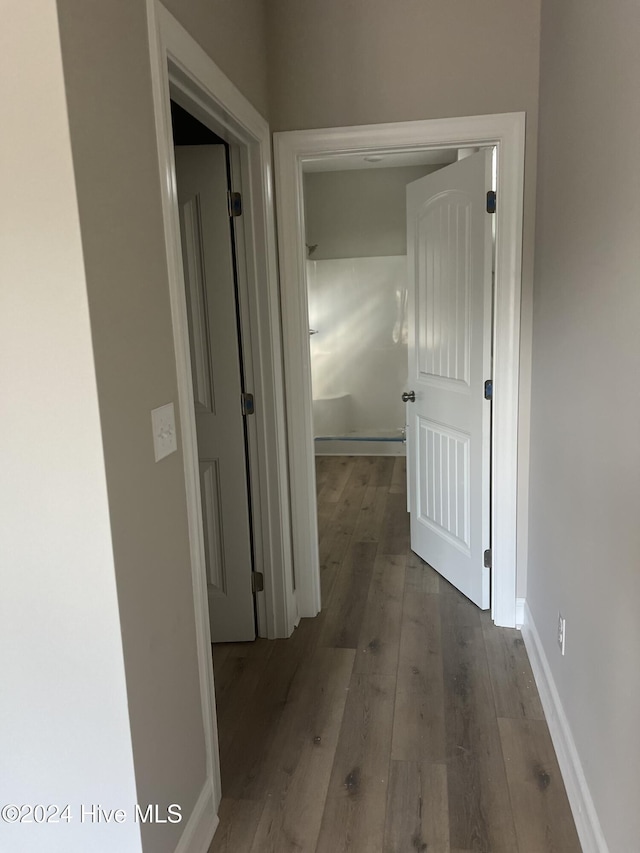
[405,150,492,609]
[175,144,256,642]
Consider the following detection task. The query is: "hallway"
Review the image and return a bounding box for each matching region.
[209,456,580,852]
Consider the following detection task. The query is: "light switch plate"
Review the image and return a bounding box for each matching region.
[151,402,177,462]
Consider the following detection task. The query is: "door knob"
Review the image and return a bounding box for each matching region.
[402,390,416,403]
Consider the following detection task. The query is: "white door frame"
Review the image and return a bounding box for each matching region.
[274,113,525,629]
[146,0,297,824]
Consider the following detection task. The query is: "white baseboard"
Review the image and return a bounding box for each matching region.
[174,778,218,853]
[515,597,525,628]
[521,602,609,853]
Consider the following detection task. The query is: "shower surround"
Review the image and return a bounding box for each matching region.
[307,256,407,455]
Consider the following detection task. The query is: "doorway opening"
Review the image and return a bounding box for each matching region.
[170,101,258,643]
[274,113,525,629]
[301,146,497,611]
[303,150,458,459]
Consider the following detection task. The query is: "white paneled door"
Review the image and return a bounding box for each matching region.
[405,150,492,609]
[175,145,256,642]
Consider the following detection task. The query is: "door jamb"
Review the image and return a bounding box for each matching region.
[147,0,297,819]
[274,113,525,629]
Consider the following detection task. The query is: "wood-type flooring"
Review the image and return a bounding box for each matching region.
[209,455,581,853]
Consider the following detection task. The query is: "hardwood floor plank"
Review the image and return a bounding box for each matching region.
[249,647,356,853]
[358,455,395,488]
[317,456,354,504]
[354,553,405,676]
[317,794,388,853]
[208,798,265,853]
[379,492,410,555]
[440,592,519,852]
[383,760,450,853]
[405,549,441,594]
[318,459,373,606]
[211,642,231,672]
[320,541,377,649]
[220,626,317,800]
[391,590,446,763]
[315,673,396,853]
[315,455,333,491]
[318,525,349,608]
[498,717,581,853]
[317,496,337,543]
[481,613,544,721]
[374,455,396,487]
[389,456,406,495]
[342,454,376,492]
[352,484,389,543]
[214,640,277,757]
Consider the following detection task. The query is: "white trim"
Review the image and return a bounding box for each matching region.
[147,0,296,639]
[522,602,610,853]
[274,113,525,626]
[146,0,297,831]
[173,779,219,853]
[146,1,220,821]
[515,597,525,629]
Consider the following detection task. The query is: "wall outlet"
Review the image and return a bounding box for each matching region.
[557,613,566,656]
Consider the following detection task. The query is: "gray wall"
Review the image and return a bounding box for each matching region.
[268,0,542,595]
[163,0,269,118]
[528,0,640,849]
[304,166,438,259]
[267,0,541,134]
[54,1,271,851]
[56,4,202,850]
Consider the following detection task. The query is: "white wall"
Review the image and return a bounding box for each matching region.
[0,4,141,851]
[528,0,640,849]
[305,166,431,441]
[304,166,438,259]
[307,256,408,438]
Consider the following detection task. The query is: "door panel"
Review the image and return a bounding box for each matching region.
[417,419,470,553]
[175,144,255,642]
[199,459,226,592]
[406,150,492,609]
[180,194,215,413]
[417,195,471,386]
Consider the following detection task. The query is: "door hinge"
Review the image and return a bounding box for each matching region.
[227,190,242,218]
[484,549,492,569]
[486,190,496,214]
[241,392,255,416]
[251,571,264,593]
[484,379,493,401]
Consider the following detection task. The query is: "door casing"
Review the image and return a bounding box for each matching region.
[274,113,526,630]
[147,0,297,824]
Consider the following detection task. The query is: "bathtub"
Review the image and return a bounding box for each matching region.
[312,393,351,438]
[312,393,406,456]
